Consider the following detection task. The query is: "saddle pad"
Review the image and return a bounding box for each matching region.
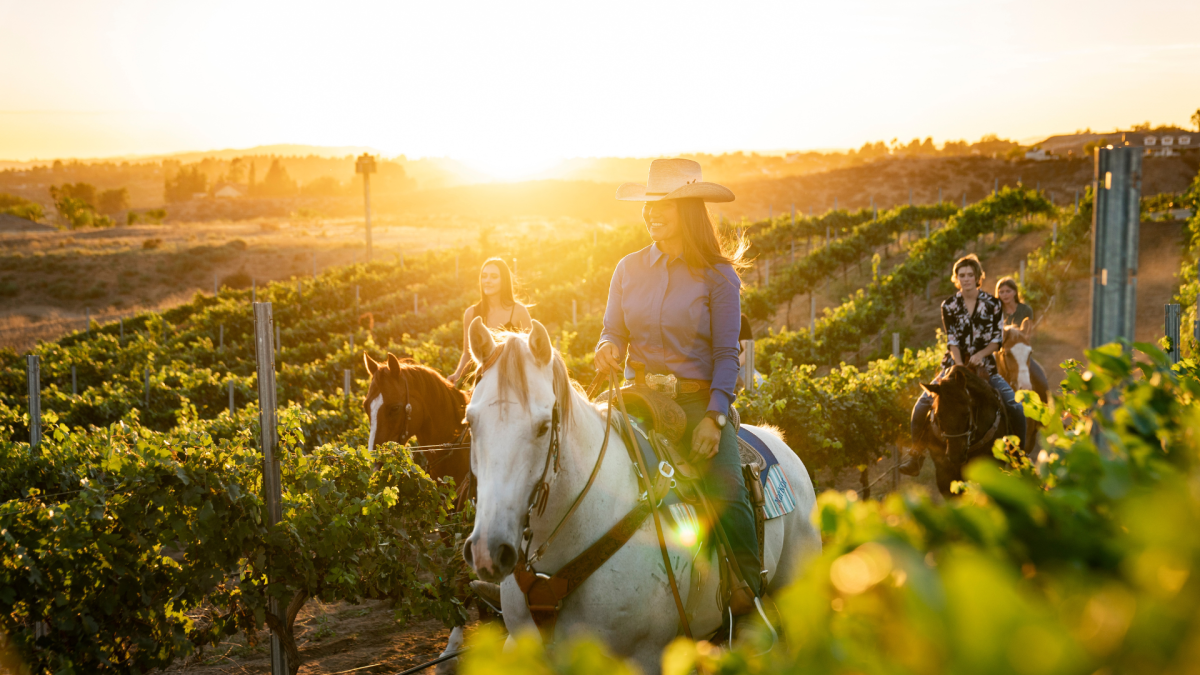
[619,416,797,522]
[737,427,797,520]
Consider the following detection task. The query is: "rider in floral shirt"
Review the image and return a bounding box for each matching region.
[901,254,1026,474]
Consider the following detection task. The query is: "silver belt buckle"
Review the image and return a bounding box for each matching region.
[645,373,677,398]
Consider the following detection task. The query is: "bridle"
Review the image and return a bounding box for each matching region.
[470,346,691,642]
[930,386,1003,454]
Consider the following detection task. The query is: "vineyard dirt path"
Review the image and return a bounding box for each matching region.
[834,218,1186,502]
[165,599,479,675]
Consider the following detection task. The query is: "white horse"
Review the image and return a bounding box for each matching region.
[457,318,820,673]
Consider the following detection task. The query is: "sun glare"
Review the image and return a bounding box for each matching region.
[459,152,565,183]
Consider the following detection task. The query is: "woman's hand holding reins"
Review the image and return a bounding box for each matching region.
[594,342,623,374]
[692,418,722,459]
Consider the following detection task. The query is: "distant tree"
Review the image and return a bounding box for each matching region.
[1131,121,1151,132]
[164,166,207,203]
[49,183,97,209]
[0,193,45,222]
[49,183,106,228]
[941,140,969,155]
[301,175,344,197]
[259,160,297,196]
[1192,108,1200,132]
[249,162,257,195]
[97,188,130,214]
[224,158,246,184]
[54,197,95,228]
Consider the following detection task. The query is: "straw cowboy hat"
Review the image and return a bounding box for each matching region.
[616,158,735,203]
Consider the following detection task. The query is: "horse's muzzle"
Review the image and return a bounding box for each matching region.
[464,532,518,582]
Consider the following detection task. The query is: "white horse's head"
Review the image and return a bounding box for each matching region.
[462,317,574,582]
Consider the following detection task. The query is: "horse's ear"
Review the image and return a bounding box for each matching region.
[468,316,496,364]
[387,352,403,375]
[920,382,940,395]
[1020,317,1031,336]
[364,352,379,375]
[529,320,552,367]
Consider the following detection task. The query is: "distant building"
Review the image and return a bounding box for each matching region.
[213,182,248,198]
[1024,148,1051,161]
[1034,128,1196,158]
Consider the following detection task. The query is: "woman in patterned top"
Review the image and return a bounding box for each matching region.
[900,254,1027,474]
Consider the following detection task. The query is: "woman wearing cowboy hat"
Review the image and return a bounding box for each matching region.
[594,158,762,615]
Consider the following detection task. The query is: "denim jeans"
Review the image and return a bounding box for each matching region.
[911,369,1027,450]
[675,392,763,596]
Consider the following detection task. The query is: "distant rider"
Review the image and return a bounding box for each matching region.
[900,254,1026,474]
[594,158,763,616]
[449,257,532,385]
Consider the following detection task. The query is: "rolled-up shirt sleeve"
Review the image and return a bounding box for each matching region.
[708,265,741,414]
[598,260,629,357]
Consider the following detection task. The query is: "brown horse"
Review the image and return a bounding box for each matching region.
[919,365,1017,496]
[995,318,1048,450]
[361,352,471,504]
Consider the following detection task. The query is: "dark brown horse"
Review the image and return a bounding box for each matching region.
[361,352,471,504]
[918,365,1017,496]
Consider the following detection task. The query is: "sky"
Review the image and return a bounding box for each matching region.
[1,0,1198,179]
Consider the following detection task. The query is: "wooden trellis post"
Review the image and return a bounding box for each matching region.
[892,333,901,489]
[252,302,288,675]
[1166,304,1182,364]
[27,355,40,452]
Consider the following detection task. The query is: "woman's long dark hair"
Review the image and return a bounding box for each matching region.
[474,257,518,317]
[675,198,749,276]
[995,276,1021,304]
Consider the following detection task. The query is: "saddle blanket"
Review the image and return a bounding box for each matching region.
[623,419,797,523]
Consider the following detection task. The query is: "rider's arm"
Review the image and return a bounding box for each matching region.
[707,265,742,415]
[943,301,964,365]
[597,261,629,360]
[949,345,965,366]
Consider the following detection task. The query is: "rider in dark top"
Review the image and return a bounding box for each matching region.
[901,254,1027,474]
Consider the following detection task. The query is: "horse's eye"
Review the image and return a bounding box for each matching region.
[536,421,550,437]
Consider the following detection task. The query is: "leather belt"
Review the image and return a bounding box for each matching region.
[629,370,709,398]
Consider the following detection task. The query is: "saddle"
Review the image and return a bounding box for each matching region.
[613,384,782,599]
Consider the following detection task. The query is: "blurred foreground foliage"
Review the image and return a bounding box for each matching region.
[463,341,1200,674]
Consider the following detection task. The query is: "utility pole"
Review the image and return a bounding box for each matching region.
[355,153,377,263]
[1089,146,1141,349]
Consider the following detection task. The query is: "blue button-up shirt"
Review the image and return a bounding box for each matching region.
[598,244,742,414]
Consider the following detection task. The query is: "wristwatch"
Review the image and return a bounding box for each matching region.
[705,410,727,429]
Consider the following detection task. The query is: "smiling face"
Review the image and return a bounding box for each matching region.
[642,199,681,245]
[480,263,502,299]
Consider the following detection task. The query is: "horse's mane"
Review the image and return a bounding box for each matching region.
[947,365,999,404]
[396,361,468,423]
[488,331,579,426]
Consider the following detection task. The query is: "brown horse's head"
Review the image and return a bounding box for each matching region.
[361,352,467,453]
[999,317,1034,391]
[920,365,1001,493]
